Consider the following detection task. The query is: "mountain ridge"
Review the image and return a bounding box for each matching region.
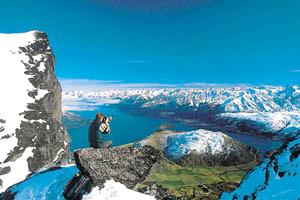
[63,86,300,113]
[0,31,70,192]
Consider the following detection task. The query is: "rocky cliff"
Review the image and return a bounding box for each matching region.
[64,146,161,199]
[75,146,160,189]
[0,31,70,192]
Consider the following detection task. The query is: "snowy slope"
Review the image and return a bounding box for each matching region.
[0,31,44,192]
[218,112,300,137]
[163,129,229,160]
[82,179,155,200]
[0,31,70,192]
[220,135,300,199]
[136,129,257,166]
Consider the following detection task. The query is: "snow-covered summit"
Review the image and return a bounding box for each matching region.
[137,129,257,166]
[164,129,229,159]
[0,31,70,192]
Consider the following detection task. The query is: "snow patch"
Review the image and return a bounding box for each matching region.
[0,147,34,192]
[53,148,64,163]
[35,89,49,100]
[82,179,155,200]
[163,129,228,160]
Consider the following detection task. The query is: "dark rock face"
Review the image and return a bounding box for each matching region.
[0,119,5,133]
[0,31,71,191]
[0,167,11,176]
[62,111,90,129]
[64,146,161,199]
[14,32,70,170]
[74,146,161,189]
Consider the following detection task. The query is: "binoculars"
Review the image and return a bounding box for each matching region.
[103,116,113,123]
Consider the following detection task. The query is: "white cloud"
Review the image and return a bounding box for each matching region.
[183,82,230,88]
[59,78,179,91]
[126,60,148,63]
[290,69,300,73]
[59,78,249,92]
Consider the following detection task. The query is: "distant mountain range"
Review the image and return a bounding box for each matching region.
[63,86,300,113]
[63,86,300,138]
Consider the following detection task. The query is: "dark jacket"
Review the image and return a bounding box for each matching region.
[88,119,104,148]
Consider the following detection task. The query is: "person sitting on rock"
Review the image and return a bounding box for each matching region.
[88,113,112,148]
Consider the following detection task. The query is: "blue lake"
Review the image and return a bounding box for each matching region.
[67,104,282,155]
[225,132,281,157]
[68,104,193,151]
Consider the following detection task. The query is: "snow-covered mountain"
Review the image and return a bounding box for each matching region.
[0,31,70,192]
[137,129,257,166]
[220,135,300,199]
[218,112,300,137]
[63,86,300,137]
[63,86,300,113]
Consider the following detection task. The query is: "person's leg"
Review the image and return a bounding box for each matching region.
[104,140,112,148]
[91,141,104,148]
[91,144,99,148]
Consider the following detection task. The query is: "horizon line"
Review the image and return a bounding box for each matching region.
[59,78,299,92]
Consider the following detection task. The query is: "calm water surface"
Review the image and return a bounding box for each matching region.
[68,104,193,151]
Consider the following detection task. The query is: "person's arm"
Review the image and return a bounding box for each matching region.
[105,123,111,133]
[99,123,110,134]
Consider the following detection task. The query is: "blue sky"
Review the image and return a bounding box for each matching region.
[1,0,300,88]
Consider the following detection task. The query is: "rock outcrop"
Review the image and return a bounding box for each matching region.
[0,31,70,192]
[64,145,161,199]
[75,146,160,188]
